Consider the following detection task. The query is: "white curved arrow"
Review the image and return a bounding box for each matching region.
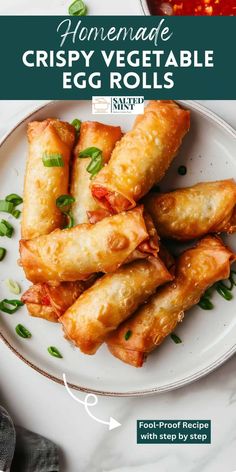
[63,373,121,431]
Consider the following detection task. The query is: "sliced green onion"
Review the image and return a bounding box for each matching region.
[215,282,233,301]
[198,297,214,310]
[0,200,14,214]
[56,195,75,210]
[230,270,236,286]
[12,209,21,219]
[71,118,81,134]
[0,247,6,261]
[124,330,132,341]
[0,220,14,238]
[0,299,24,314]
[79,147,102,159]
[86,155,103,179]
[64,211,75,229]
[170,333,182,344]
[68,0,87,16]
[15,324,31,339]
[47,346,63,358]
[5,194,23,206]
[5,279,21,295]
[178,165,187,176]
[42,152,64,167]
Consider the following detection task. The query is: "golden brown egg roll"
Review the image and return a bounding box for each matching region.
[21,119,75,239]
[59,256,172,354]
[144,180,236,240]
[21,277,96,322]
[91,100,190,213]
[107,236,235,367]
[19,206,159,284]
[71,121,122,224]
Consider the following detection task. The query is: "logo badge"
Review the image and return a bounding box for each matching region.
[92,96,144,115]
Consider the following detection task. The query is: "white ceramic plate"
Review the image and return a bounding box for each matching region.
[0,100,236,396]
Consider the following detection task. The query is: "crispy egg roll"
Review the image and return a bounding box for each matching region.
[144,180,236,240]
[21,278,96,322]
[59,256,172,354]
[91,100,190,213]
[71,122,122,224]
[107,236,235,367]
[19,206,158,284]
[21,119,75,239]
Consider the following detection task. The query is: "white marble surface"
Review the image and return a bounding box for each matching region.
[1,1,236,472]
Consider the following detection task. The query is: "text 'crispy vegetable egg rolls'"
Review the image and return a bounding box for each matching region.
[71,121,122,224]
[21,278,96,322]
[144,180,236,240]
[107,236,236,367]
[19,206,158,284]
[59,257,172,354]
[91,100,190,213]
[21,119,75,239]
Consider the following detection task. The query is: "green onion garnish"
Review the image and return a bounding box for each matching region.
[0,200,14,214]
[47,346,63,358]
[64,211,74,229]
[0,299,24,314]
[124,330,132,341]
[12,209,21,219]
[79,147,104,179]
[42,152,64,168]
[178,165,187,176]
[56,195,75,211]
[71,118,81,135]
[15,324,32,339]
[198,297,214,310]
[68,0,87,16]
[5,279,21,295]
[5,194,23,206]
[170,333,182,344]
[215,282,233,301]
[79,147,101,158]
[86,155,103,178]
[0,220,14,238]
[0,247,6,261]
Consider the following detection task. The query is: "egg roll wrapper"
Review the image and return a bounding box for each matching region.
[21,119,75,239]
[71,121,122,224]
[91,100,190,213]
[59,256,172,354]
[21,278,96,322]
[19,206,158,283]
[144,180,236,240]
[107,236,236,367]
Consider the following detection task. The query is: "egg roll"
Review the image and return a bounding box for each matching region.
[19,206,159,284]
[21,119,75,239]
[71,121,122,224]
[59,256,172,354]
[144,180,236,240]
[91,100,190,213]
[21,277,96,322]
[107,236,235,367]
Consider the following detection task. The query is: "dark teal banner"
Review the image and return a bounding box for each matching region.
[0,16,235,99]
[137,420,211,444]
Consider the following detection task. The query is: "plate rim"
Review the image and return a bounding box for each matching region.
[0,99,236,397]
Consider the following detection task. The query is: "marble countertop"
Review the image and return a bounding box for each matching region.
[1,2,236,472]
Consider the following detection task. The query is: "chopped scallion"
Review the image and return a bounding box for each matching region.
[0,247,6,261]
[42,152,64,167]
[0,299,24,314]
[5,279,21,295]
[5,194,23,206]
[0,220,14,238]
[15,324,31,339]
[170,333,182,344]
[0,200,14,214]
[47,346,63,358]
